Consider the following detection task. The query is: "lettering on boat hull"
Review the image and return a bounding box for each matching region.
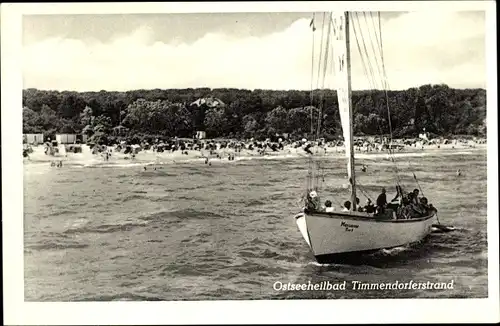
[341,221,359,232]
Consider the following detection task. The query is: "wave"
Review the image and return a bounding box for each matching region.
[307,261,344,267]
[378,246,409,256]
[50,209,79,217]
[25,240,89,251]
[75,293,163,301]
[243,199,267,207]
[355,151,475,160]
[63,221,148,235]
[138,208,228,222]
[117,194,147,202]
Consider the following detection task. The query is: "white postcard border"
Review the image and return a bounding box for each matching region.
[2,1,498,324]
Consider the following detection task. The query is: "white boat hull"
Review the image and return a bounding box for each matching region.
[294,210,436,263]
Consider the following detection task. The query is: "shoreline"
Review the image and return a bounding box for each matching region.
[23,143,487,167]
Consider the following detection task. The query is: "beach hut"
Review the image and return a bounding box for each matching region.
[23,133,44,145]
[56,133,88,144]
[196,131,206,139]
[56,134,77,144]
[419,132,429,141]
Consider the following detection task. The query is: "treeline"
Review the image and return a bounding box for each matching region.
[22,84,486,144]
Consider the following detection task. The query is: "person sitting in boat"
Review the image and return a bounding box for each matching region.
[342,200,351,212]
[411,189,420,205]
[418,197,431,215]
[324,200,335,213]
[406,197,426,218]
[410,204,425,218]
[387,186,403,211]
[397,196,411,219]
[305,190,320,212]
[364,199,375,213]
[419,197,438,216]
[403,204,415,219]
[355,197,364,212]
[376,188,387,214]
[406,192,414,205]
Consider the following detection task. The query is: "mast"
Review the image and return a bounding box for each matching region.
[345,12,357,211]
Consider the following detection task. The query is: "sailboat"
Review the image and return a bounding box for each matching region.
[294,12,437,264]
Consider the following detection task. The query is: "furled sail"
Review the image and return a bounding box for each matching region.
[331,12,356,207]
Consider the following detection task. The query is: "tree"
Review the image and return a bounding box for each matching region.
[204,107,226,138]
[23,107,42,133]
[286,106,319,138]
[92,115,113,134]
[242,114,259,138]
[80,106,93,126]
[222,101,243,136]
[122,99,153,131]
[264,106,288,134]
[39,104,60,131]
[60,119,79,133]
[21,85,487,140]
[82,125,94,137]
[354,113,368,135]
[57,93,86,119]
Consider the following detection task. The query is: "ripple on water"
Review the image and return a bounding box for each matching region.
[64,222,149,235]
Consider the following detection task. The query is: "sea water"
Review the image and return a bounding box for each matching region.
[23,147,488,300]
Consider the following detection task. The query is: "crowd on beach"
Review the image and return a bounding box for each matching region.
[22,134,486,165]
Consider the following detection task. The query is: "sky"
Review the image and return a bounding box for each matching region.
[22,10,487,92]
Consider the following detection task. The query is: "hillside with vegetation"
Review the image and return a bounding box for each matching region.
[22,84,486,144]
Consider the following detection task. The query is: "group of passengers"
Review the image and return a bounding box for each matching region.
[373,186,437,219]
[305,186,436,219]
[393,187,437,219]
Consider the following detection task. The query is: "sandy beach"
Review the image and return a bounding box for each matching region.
[23,140,487,168]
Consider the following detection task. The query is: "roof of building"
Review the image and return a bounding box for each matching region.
[190,97,226,108]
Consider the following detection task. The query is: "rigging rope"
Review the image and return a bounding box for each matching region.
[354,12,405,189]
[375,11,406,189]
[353,13,380,90]
[306,13,317,192]
[305,11,426,205]
[351,14,375,90]
[377,11,395,147]
[313,13,333,190]
[316,14,332,142]
[356,181,374,203]
[363,12,385,87]
[310,13,316,109]
[311,13,327,141]
[370,12,383,54]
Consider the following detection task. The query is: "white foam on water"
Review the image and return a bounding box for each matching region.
[356,150,475,160]
[307,261,337,267]
[233,153,304,162]
[379,246,408,255]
